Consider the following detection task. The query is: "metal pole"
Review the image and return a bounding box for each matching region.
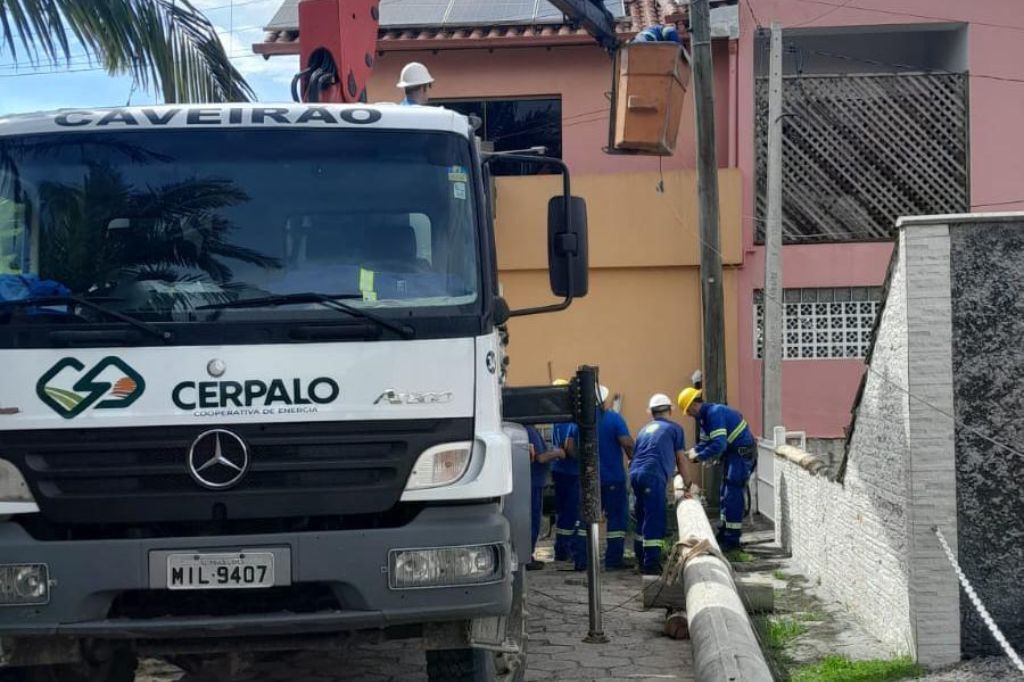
[762,22,784,442]
[690,0,727,509]
[574,365,607,644]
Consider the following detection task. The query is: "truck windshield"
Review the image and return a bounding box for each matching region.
[0,128,480,325]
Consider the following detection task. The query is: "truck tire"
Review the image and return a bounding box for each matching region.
[425,569,527,682]
[426,648,496,682]
[20,650,137,682]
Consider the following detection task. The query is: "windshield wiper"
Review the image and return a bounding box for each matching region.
[0,295,173,342]
[198,292,415,339]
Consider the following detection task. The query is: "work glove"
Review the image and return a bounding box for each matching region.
[686,448,700,463]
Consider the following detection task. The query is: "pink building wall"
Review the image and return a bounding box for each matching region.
[368,1,1024,438]
[736,0,1024,437]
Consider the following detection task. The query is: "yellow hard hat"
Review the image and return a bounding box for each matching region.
[552,378,569,386]
[677,387,702,413]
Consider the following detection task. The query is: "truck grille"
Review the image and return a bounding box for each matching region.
[2,419,473,524]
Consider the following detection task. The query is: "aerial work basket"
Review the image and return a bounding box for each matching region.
[609,42,690,156]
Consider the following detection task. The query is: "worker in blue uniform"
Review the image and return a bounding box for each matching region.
[628,394,688,575]
[597,385,633,569]
[550,380,585,569]
[679,388,756,551]
[525,424,565,571]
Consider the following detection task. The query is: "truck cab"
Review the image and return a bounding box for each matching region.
[0,103,587,681]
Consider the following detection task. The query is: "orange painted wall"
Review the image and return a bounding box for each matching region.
[493,169,743,270]
[497,266,739,472]
[495,169,742,445]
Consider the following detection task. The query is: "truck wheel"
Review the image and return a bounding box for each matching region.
[22,650,137,682]
[425,569,527,682]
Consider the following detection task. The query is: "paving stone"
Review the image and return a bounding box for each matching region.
[136,538,693,682]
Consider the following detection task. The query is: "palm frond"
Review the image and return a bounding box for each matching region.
[0,0,254,103]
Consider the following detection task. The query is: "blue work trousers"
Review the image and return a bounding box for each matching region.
[601,481,628,568]
[718,452,755,550]
[630,470,667,573]
[552,471,585,567]
[530,484,545,560]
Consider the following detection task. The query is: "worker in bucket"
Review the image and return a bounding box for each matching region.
[629,394,688,575]
[550,380,586,570]
[397,62,434,105]
[633,24,681,43]
[678,388,756,551]
[525,424,565,571]
[597,384,633,569]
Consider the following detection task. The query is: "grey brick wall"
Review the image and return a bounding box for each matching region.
[774,236,913,655]
[902,223,961,666]
[775,456,913,653]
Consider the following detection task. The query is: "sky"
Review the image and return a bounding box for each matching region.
[0,0,298,114]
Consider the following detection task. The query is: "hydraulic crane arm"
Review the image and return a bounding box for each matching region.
[546,0,620,53]
[292,0,621,104]
[294,0,380,103]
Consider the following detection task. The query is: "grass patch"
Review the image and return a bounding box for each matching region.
[796,610,823,622]
[726,549,755,563]
[764,617,808,650]
[772,569,787,581]
[790,655,922,682]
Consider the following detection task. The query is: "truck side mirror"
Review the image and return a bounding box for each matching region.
[548,196,589,298]
[483,152,588,317]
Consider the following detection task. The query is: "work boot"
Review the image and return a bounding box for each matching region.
[605,558,636,571]
[640,563,663,576]
[525,559,545,571]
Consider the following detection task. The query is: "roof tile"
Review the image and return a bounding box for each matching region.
[254,0,692,52]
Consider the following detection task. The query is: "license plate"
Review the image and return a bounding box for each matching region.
[166,552,275,590]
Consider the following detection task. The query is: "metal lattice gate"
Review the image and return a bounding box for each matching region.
[755,72,969,243]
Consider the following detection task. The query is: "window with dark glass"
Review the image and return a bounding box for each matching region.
[439,98,562,176]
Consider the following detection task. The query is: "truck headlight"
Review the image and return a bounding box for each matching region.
[389,544,502,589]
[0,564,50,605]
[405,441,473,490]
[0,460,33,503]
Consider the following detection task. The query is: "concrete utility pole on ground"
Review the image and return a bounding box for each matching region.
[762,23,784,440]
[690,0,726,504]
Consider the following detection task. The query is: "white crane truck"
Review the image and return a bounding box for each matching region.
[0,103,589,681]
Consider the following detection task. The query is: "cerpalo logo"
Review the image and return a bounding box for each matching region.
[37,356,145,419]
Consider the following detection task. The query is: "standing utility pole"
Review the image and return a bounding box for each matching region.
[690,0,727,503]
[762,23,785,439]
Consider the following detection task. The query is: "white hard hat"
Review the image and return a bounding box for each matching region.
[598,385,610,403]
[397,62,434,89]
[649,393,672,410]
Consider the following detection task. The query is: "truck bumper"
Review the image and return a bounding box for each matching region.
[0,503,511,640]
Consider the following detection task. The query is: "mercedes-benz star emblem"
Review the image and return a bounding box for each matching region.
[187,429,249,490]
[207,358,226,377]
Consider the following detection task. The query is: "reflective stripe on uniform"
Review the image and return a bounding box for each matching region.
[727,420,748,444]
[724,521,744,530]
[359,268,377,301]
[605,531,627,539]
[708,429,728,439]
[555,528,576,536]
[642,539,663,548]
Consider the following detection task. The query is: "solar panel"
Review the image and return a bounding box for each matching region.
[265,0,298,31]
[264,0,626,32]
[379,0,449,27]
